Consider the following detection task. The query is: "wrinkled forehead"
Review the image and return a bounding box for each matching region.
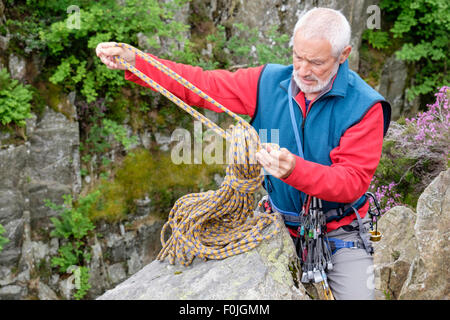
[292,31,334,60]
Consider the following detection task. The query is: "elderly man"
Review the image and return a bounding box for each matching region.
[96,7,391,299]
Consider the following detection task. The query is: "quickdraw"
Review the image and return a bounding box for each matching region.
[292,192,384,300]
[293,195,335,299]
[112,43,281,266]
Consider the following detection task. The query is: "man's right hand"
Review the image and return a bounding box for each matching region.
[96,42,136,70]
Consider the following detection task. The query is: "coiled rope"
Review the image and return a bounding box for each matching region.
[113,43,281,266]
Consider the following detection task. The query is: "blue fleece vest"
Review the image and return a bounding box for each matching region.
[250,60,391,226]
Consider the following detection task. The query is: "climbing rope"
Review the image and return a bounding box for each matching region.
[113,43,281,266]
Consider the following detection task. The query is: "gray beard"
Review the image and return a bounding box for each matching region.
[292,62,339,94]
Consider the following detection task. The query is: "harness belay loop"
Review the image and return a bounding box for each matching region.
[113,43,281,266]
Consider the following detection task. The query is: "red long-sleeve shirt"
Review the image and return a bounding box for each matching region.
[125,54,384,232]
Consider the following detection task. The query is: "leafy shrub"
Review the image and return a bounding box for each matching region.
[362,30,391,50]
[5,0,193,103]
[376,0,449,101]
[40,0,190,102]
[45,191,100,299]
[0,68,33,127]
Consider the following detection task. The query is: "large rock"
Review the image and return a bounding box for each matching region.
[374,169,450,300]
[8,54,26,81]
[0,105,81,299]
[378,55,408,120]
[373,206,418,299]
[97,213,308,300]
[399,168,450,299]
[25,106,81,228]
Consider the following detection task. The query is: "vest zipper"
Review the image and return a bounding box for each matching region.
[300,86,333,139]
[297,84,334,207]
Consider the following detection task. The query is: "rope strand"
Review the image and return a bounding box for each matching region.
[113,43,280,266]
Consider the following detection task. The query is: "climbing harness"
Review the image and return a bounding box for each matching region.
[113,43,281,266]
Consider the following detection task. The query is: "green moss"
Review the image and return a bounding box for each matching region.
[88,148,225,223]
[288,261,301,289]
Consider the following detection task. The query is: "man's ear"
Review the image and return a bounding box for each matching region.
[339,45,352,64]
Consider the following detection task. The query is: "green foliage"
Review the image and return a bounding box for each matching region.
[0,224,9,252]
[101,119,138,151]
[78,98,139,180]
[71,266,91,300]
[46,193,97,241]
[362,30,391,50]
[86,119,138,154]
[45,192,100,299]
[375,145,421,208]
[0,68,33,127]
[377,0,450,101]
[7,0,191,103]
[51,243,83,273]
[206,24,291,68]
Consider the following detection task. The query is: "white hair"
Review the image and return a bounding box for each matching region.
[291,7,351,57]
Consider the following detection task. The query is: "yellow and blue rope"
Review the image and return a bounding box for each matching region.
[113,43,280,266]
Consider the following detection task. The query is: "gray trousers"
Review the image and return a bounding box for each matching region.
[324,216,375,300]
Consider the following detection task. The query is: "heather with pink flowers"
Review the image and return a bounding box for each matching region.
[405,86,450,154]
[368,178,403,215]
[369,86,449,216]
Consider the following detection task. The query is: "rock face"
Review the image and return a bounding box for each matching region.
[194,0,377,71]
[374,169,450,299]
[378,55,409,120]
[0,106,81,299]
[0,105,165,300]
[97,213,308,300]
[373,206,418,299]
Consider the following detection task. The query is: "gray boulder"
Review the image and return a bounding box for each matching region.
[373,206,418,299]
[374,168,450,299]
[378,55,408,120]
[97,213,308,300]
[399,168,450,299]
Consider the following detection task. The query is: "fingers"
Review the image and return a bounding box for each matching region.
[98,54,118,69]
[96,42,118,57]
[256,148,279,169]
[96,42,128,70]
[255,146,296,179]
[97,46,123,58]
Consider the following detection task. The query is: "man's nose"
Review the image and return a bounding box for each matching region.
[296,61,312,77]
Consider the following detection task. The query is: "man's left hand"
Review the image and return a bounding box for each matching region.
[255,144,296,179]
